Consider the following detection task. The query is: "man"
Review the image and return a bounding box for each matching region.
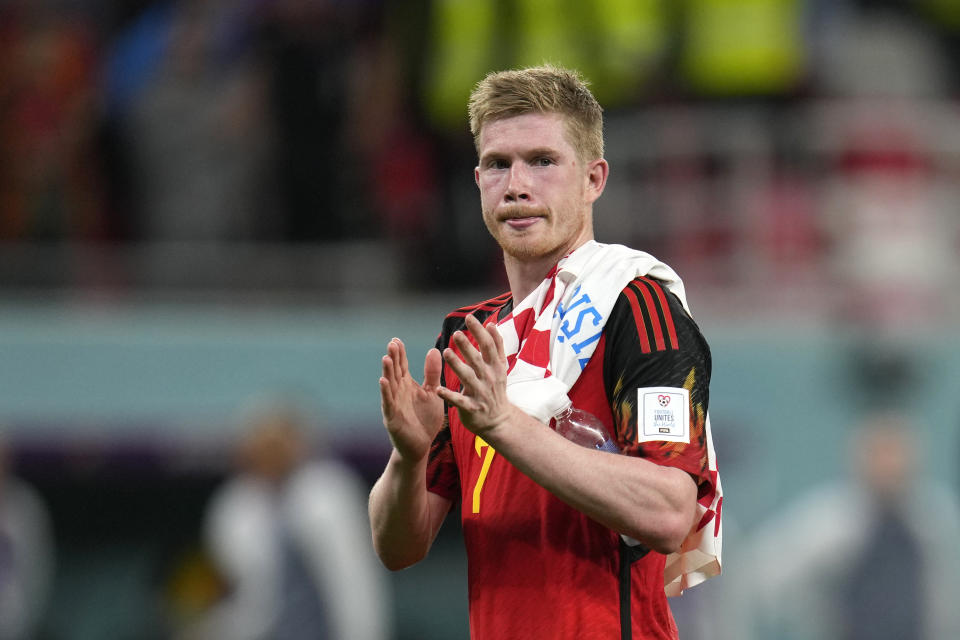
[743,412,960,640]
[0,436,54,640]
[369,65,722,639]
[201,398,390,640]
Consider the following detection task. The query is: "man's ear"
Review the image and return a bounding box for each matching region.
[475,166,481,187]
[584,158,609,204]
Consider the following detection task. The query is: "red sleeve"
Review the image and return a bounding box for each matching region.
[426,329,460,502]
[425,422,459,502]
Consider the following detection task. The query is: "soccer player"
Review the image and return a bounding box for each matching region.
[368,65,722,639]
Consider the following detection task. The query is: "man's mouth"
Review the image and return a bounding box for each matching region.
[504,216,541,229]
[498,207,547,229]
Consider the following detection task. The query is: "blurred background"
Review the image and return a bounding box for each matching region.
[1,0,959,638]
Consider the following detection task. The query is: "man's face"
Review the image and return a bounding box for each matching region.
[475,112,606,263]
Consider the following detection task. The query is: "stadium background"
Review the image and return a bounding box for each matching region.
[1,0,959,638]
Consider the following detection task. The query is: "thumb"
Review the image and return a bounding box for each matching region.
[423,348,443,391]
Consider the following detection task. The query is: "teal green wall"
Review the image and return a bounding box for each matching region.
[1,302,957,640]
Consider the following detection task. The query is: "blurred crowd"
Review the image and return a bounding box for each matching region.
[4,400,959,639]
[3,1,960,639]
[0,397,393,640]
[0,0,959,305]
[672,409,960,640]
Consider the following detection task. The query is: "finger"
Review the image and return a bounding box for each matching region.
[381,353,397,389]
[437,385,476,413]
[378,375,395,419]
[452,330,486,374]
[464,315,495,364]
[486,321,506,361]
[384,341,396,377]
[477,322,504,368]
[386,341,405,385]
[463,313,483,334]
[442,346,481,390]
[467,315,504,368]
[381,353,400,397]
[423,348,442,392]
[393,338,410,379]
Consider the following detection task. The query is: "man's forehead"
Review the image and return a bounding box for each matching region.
[478,112,573,154]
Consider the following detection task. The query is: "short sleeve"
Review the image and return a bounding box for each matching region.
[426,332,460,502]
[602,277,713,491]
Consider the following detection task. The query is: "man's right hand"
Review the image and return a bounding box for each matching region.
[379,338,445,462]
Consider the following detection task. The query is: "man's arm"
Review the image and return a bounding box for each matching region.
[368,339,452,570]
[438,314,697,555]
[479,408,695,554]
[369,451,451,570]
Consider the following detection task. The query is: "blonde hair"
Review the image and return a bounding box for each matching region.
[468,64,604,162]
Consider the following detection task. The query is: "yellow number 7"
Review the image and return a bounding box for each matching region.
[472,436,496,513]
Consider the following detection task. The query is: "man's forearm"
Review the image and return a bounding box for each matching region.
[481,406,697,554]
[368,450,439,571]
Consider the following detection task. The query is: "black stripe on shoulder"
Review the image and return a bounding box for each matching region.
[446,291,511,319]
[438,292,512,350]
[626,277,685,351]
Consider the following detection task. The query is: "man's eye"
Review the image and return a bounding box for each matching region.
[534,157,553,166]
[488,159,508,169]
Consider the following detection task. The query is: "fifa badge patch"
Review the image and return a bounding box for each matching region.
[637,387,690,443]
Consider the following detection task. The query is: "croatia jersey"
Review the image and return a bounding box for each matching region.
[426,277,716,640]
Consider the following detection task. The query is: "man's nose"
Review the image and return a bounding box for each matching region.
[504,164,531,202]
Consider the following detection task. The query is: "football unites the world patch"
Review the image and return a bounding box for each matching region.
[637,387,690,443]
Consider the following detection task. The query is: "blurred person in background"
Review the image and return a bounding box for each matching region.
[191,398,390,640]
[0,436,55,640]
[741,411,960,640]
[369,65,722,639]
[122,0,273,243]
[256,0,372,243]
[0,0,107,242]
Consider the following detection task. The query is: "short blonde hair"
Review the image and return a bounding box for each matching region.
[468,64,604,162]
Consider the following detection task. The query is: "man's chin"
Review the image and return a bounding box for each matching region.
[500,238,556,262]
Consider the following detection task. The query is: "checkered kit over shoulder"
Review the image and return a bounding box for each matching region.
[490,240,722,595]
[493,240,688,422]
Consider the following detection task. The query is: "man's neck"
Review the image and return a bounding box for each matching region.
[504,239,593,303]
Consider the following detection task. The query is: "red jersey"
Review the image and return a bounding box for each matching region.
[426,278,716,640]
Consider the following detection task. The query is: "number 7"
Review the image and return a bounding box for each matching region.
[472,436,496,513]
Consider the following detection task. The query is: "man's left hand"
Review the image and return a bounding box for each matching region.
[437,313,515,438]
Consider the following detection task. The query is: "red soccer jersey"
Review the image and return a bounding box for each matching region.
[426,278,716,640]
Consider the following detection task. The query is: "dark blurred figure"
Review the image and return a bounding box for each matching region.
[256,0,372,242]
[117,0,273,242]
[0,437,55,640]
[0,0,108,241]
[837,419,924,640]
[185,398,390,640]
[342,3,447,287]
[742,411,960,640]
